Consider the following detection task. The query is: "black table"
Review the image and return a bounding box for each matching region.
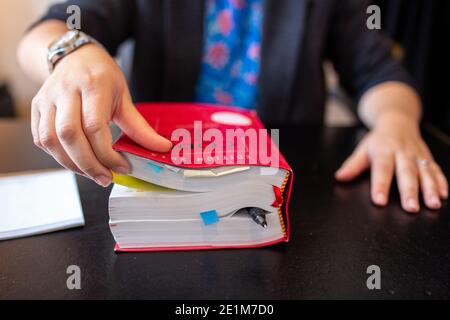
[0,120,449,299]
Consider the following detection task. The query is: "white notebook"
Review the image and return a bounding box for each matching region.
[0,170,84,240]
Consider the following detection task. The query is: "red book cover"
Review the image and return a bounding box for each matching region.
[113,102,294,252]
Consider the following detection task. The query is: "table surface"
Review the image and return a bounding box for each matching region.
[0,119,449,300]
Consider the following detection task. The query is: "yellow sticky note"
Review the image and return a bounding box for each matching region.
[112,172,173,192]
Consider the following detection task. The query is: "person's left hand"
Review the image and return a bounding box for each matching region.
[335,112,448,213]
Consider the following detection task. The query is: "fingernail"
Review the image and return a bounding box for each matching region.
[407,198,419,212]
[95,175,111,187]
[113,166,129,175]
[375,193,386,205]
[429,196,441,209]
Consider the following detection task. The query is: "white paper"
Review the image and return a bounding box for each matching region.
[0,170,84,240]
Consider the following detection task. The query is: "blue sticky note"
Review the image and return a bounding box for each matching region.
[200,210,219,226]
[147,162,163,173]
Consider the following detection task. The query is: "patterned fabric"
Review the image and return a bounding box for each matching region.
[195,0,264,109]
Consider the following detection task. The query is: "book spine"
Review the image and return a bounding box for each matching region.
[277,171,290,238]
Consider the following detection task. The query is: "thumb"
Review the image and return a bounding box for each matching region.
[335,142,369,182]
[113,98,172,153]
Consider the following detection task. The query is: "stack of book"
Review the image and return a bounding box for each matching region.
[108,103,293,252]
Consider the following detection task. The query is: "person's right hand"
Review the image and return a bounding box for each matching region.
[31,44,172,187]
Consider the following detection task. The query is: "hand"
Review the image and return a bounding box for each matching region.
[335,112,448,212]
[31,44,172,186]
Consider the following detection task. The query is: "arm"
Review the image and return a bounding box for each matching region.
[18,2,171,187]
[19,0,135,82]
[328,1,448,212]
[18,20,68,83]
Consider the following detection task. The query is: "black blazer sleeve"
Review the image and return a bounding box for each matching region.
[326,0,416,102]
[31,0,136,56]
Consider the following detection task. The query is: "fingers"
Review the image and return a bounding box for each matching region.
[335,142,369,182]
[55,93,112,186]
[113,92,172,153]
[430,162,449,200]
[81,90,130,174]
[370,153,394,206]
[33,85,167,187]
[29,45,138,187]
[395,154,420,213]
[333,129,448,213]
[37,103,84,175]
[416,144,447,209]
[31,99,42,150]
[417,161,441,210]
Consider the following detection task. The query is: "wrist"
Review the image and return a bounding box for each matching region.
[358,82,422,129]
[53,42,99,71]
[374,110,420,133]
[47,30,102,73]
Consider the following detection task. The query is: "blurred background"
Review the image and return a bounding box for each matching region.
[0,0,60,118]
[0,0,449,134]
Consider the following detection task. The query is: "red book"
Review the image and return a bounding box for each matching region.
[110,102,294,252]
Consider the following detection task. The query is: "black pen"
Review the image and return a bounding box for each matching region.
[247,207,267,228]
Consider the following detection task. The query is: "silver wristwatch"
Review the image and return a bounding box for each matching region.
[47,30,100,73]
